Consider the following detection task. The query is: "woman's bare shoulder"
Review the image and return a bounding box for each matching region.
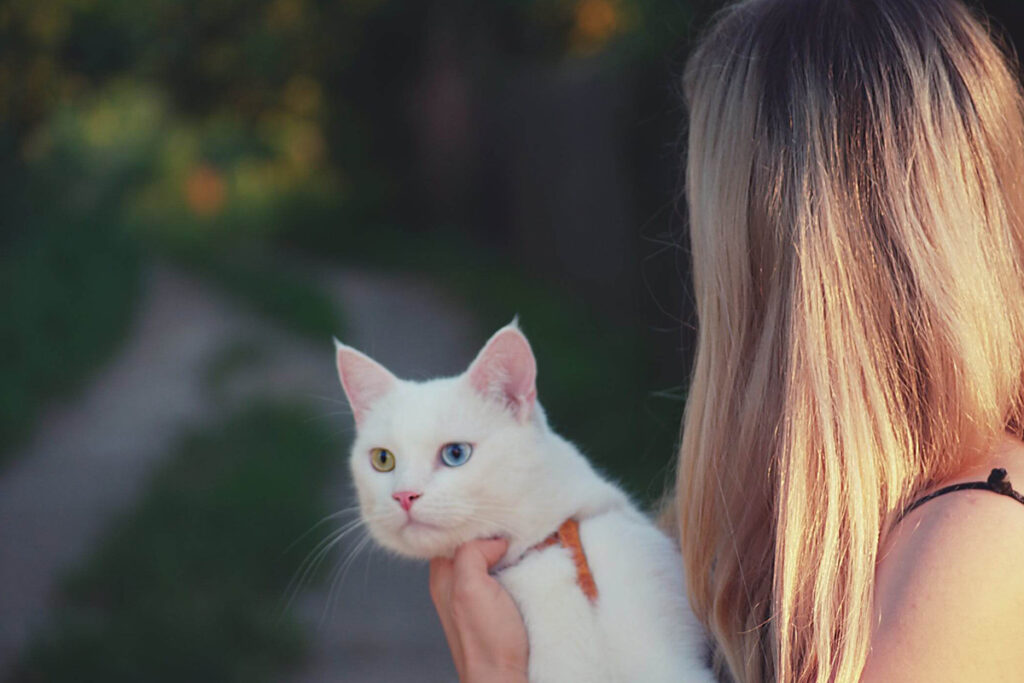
[862,434,1024,681]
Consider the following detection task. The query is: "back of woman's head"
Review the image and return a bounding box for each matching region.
[676,0,1024,681]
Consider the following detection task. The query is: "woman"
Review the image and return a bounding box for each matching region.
[430,0,1024,680]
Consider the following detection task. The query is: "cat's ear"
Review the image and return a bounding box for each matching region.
[466,320,537,421]
[334,339,398,426]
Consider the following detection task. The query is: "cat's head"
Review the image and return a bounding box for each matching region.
[336,321,548,559]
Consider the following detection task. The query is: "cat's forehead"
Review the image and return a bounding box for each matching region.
[358,375,505,444]
[391,376,465,417]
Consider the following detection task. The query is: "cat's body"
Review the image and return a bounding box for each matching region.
[335,322,714,682]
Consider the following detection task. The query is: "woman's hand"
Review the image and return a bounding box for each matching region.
[429,538,529,683]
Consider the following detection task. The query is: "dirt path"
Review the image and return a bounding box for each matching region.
[0,263,476,681]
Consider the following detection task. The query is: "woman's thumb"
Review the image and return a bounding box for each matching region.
[453,537,509,575]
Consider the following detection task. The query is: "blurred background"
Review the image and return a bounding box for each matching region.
[1,0,1021,681]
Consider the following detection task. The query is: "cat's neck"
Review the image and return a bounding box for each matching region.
[499,431,630,567]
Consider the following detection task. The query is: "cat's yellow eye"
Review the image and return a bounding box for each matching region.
[370,448,396,472]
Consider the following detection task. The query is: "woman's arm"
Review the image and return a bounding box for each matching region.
[862,490,1024,681]
[429,538,530,683]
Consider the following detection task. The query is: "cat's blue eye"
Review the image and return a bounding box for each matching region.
[440,442,473,467]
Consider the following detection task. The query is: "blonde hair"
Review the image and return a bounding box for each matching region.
[675,0,1024,681]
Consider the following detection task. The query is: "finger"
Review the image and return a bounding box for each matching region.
[429,556,453,610]
[429,557,466,678]
[429,557,455,634]
[452,537,510,578]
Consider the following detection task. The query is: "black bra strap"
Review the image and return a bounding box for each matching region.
[899,468,1024,522]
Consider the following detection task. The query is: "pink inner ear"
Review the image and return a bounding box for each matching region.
[467,326,537,419]
[336,346,397,426]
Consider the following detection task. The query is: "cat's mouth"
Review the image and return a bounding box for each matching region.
[399,513,444,532]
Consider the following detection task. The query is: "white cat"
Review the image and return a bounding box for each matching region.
[335,321,715,683]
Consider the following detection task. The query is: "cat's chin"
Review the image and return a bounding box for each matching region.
[364,508,512,561]
[374,524,461,560]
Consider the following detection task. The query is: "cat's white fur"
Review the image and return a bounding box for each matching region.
[336,321,715,683]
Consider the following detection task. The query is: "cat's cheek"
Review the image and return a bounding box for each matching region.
[362,522,415,558]
[349,464,384,515]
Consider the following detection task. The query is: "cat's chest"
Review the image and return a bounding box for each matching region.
[491,511,717,683]
[497,544,614,682]
[498,541,590,606]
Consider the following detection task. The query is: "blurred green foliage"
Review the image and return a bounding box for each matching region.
[0,0,700,470]
[169,244,344,341]
[8,401,337,683]
[0,81,149,459]
[0,79,344,461]
[1,0,695,241]
[0,210,139,460]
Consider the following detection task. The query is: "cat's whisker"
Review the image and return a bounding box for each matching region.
[429,503,533,533]
[305,410,354,424]
[302,392,351,407]
[295,510,389,572]
[320,532,374,628]
[441,509,529,539]
[281,513,389,614]
[431,501,508,513]
[282,525,356,614]
[327,425,355,439]
[437,500,531,516]
[429,504,512,524]
[284,506,365,555]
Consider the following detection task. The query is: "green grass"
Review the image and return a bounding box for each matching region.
[8,401,340,683]
[0,211,141,463]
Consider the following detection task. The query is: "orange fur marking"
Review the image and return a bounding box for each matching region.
[531,518,598,603]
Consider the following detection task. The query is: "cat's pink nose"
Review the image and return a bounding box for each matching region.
[392,490,421,511]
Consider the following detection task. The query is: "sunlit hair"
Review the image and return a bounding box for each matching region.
[675,0,1024,680]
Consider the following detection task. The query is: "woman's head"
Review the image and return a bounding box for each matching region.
[676,0,1024,680]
